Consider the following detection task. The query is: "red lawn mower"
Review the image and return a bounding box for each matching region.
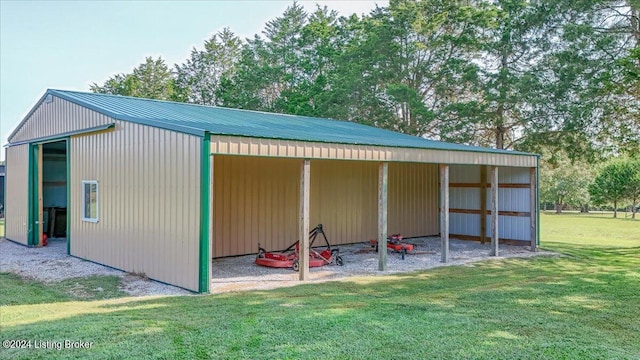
[369,234,415,260]
[255,224,344,271]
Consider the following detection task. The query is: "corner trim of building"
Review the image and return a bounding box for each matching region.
[66,138,71,255]
[198,133,211,293]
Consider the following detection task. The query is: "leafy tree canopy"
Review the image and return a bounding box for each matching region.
[91,57,174,100]
[90,0,639,160]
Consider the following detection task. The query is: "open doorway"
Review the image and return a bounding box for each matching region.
[41,140,68,241]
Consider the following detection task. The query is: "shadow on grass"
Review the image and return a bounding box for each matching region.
[0,274,126,306]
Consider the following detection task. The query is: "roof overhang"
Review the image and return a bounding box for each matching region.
[209,135,538,167]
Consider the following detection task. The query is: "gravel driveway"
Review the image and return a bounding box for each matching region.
[0,238,189,296]
[1,236,553,296]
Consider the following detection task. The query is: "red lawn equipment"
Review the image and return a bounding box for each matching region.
[255,224,344,271]
[369,234,415,260]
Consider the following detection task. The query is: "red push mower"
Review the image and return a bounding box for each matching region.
[255,224,344,271]
[369,234,415,260]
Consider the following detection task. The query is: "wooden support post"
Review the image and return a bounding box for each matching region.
[490,166,499,256]
[480,166,487,244]
[378,162,388,271]
[299,159,311,280]
[440,164,449,263]
[529,167,537,251]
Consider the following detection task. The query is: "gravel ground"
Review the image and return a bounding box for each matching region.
[211,236,555,293]
[1,236,554,296]
[0,238,190,296]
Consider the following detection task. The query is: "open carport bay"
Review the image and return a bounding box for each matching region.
[211,237,551,293]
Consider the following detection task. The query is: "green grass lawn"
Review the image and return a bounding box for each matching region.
[1,213,638,359]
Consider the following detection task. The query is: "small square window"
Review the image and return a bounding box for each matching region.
[82,180,99,222]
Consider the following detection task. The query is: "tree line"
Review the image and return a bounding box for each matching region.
[541,155,640,218]
[91,0,639,159]
[91,0,639,215]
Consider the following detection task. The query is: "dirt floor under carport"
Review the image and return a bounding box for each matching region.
[211,237,553,293]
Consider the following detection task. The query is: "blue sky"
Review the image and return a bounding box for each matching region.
[0,0,386,159]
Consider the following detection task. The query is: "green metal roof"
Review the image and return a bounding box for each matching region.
[22,89,532,156]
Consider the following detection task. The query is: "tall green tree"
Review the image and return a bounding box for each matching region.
[448,0,573,150]
[87,0,638,160]
[321,0,495,138]
[589,159,638,218]
[628,159,640,218]
[173,28,242,105]
[603,0,640,155]
[526,0,640,159]
[91,57,174,100]
[540,153,593,213]
[225,2,309,112]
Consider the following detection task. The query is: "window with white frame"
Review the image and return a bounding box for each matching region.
[82,180,99,222]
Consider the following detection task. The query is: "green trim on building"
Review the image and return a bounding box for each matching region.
[28,144,39,246]
[66,138,71,255]
[198,134,211,293]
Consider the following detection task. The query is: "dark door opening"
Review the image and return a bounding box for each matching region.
[41,141,68,240]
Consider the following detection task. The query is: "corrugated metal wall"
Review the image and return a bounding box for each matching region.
[449,165,482,237]
[495,167,531,241]
[10,96,113,143]
[210,135,538,167]
[449,165,532,242]
[388,162,439,237]
[213,155,300,257]
[4,145,29,244]
[213,158,440,257]
[70,121,202,291]
[310,160,378,245]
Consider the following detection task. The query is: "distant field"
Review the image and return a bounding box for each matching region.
[541,211,639,248]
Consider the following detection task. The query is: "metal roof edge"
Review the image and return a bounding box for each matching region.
[6,90,52,143]
[50,89,345,122]
[25,89,537,157]
[48,89,206,137]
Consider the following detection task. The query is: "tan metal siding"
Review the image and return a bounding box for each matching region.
[310,160,378,246]
[388,163,439,238]
[5,145,29,244]
[213,156,300,257]
[213,158,440,257]
[10,96,113,143]
[210,135,537,167]
[70,121,201,291]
